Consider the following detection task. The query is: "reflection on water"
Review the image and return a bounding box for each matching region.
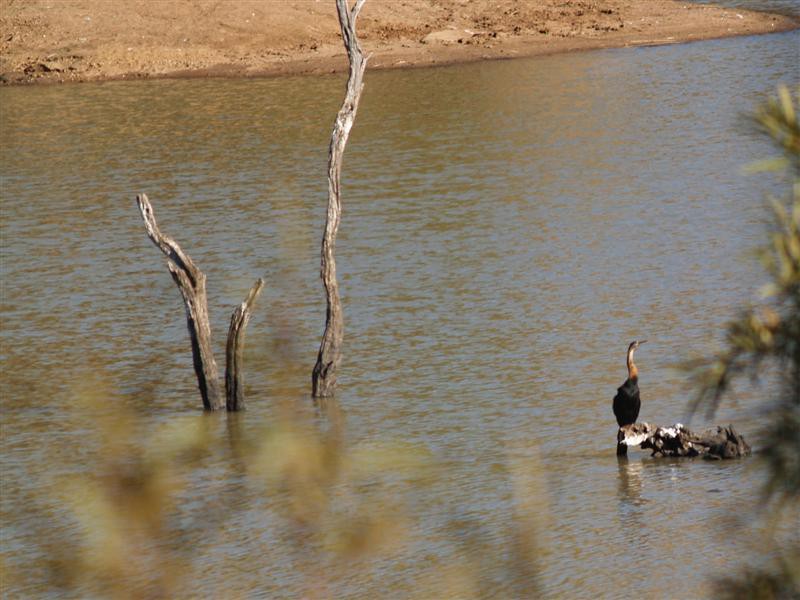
[617,457,646,508]
[616,458,648,562]
[1,22,799,599]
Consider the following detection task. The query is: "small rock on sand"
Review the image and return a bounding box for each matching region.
[421,29,469,44]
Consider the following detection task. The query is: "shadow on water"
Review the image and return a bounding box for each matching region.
[617,456,647,510]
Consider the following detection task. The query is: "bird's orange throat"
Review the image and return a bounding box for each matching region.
[627,351,638,380]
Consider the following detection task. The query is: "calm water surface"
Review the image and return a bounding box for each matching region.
[1,23,799,599]
[693,0,800,15]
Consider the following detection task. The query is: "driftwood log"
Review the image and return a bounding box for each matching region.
[312,0,369,398]
[137,193,263,411]
[617,422,751,459]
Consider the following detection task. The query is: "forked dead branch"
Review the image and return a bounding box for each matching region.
[135,0,365,408]
[136,193,264,411]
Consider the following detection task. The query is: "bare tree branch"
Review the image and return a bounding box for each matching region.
[312,0,369,398]
[226,278,265,411]
[136,193,223,410]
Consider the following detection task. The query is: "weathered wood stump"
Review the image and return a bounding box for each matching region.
[137,193,223,410]
[137,193,264,411]
[617,422,751,459]
[226,278,266,412]
[311,0,369,398]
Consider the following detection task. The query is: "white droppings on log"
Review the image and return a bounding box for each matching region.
[659,426,681,438]
[617,422,751,459]
[621,431,650,446]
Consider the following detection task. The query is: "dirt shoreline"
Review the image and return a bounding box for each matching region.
[0,1,797,86]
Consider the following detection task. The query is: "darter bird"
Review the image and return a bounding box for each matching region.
[613,340,646,427]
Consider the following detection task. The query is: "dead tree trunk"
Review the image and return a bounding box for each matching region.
[617,422,751,459]
[312,0,369,398]
[137,193,223,410]
[226,278,265,411]
[137,193,263,411]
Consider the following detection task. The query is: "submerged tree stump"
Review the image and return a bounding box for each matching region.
[312,0,369,398]
[137,193,264,412]
[137,193,223,410]
[617,422,751,459]
[225,278,265,412]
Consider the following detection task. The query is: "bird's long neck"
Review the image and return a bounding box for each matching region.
[627,348,638,381]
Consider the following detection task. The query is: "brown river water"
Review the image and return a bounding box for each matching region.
[1,14,799,599]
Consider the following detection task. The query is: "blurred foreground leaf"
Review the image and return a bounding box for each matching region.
[690,86,800,598]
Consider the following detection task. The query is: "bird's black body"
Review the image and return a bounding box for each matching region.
[613,378,641,427]
[612,340,645,427]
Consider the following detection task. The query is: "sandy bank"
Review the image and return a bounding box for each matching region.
[0,0,796,86]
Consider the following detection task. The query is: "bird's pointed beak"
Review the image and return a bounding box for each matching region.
[639,340,647,345]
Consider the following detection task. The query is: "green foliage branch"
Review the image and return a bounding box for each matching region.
[689,86,800,598]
